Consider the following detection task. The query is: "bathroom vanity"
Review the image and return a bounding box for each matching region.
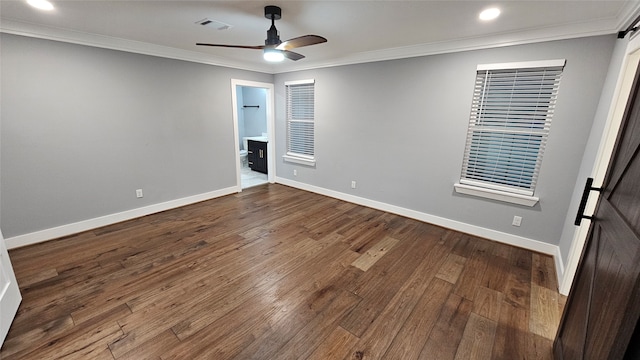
[247,139,268,174]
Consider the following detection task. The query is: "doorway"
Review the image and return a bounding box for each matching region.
[231,80,275,190]
[560,35,640,294]
[554,54,640,359]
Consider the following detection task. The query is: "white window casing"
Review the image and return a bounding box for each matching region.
[455,59,565,206]
[284,79,316,166]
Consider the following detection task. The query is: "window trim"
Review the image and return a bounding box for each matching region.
[454,59,565,207]
[454,183,540,207]
[477,59,566,71]
[283,79,316,166]
[283,153,316,166]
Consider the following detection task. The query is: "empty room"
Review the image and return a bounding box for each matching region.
[1,1,640,359]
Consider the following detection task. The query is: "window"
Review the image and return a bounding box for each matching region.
[454,59,565,206]
[283,79,316,166]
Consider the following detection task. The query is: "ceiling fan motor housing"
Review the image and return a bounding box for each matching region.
[265,26,280,46]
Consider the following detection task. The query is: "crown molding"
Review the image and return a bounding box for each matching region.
[616,0,640,30]
[274,17,621,73]
[0,19,275,74]
[1,11,633,75]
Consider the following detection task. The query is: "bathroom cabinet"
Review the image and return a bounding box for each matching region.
[248,140,268,174]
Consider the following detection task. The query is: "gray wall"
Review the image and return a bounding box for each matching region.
[274,35,616,246]
[1,34,272,237]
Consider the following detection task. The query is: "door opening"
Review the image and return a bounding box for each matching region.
[554,50,640,359]
[231,80,275,190]
[561,35,640,294]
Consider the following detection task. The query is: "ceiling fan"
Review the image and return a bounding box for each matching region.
[196,5,327,62]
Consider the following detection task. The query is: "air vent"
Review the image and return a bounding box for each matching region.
[195,18,232,31]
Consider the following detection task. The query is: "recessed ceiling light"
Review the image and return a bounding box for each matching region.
[27,0,54,11]
[479,7,500,21]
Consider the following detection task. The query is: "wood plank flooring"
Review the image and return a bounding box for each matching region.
[1,184,565,359]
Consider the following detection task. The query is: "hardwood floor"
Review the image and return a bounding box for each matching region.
[1,184,565,359]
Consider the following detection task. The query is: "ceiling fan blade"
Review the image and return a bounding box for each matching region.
[276,35,327,51]
[196,43,265,50]
[283,50,305,61]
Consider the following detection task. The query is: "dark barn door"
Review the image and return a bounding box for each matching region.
[554,63,640,359]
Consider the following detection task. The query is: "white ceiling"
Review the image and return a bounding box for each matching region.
[1,1,639,74]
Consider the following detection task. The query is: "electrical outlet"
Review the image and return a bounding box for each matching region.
[136,189,143,198]
[512,215,522,227]
[351,181,356,189]
[293,169,297,176]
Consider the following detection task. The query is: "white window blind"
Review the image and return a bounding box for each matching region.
[286,80,315,160]
[460,60,565,196]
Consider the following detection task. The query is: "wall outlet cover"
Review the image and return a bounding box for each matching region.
[512,215,522,227]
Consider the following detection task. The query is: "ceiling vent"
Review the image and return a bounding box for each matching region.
[195,18,232,31]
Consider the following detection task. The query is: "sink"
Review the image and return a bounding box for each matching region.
[243,136,268,152]
[244,136,268,143]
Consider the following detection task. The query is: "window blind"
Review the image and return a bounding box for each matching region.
[460,61,564,196]
[286,80,315,158]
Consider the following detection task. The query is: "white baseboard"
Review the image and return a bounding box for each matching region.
[5,186,239,249]
[276,177,564,284]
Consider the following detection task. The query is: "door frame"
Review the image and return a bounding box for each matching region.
[231,79,276,191]
[560,34,640,294]
[1,228,22,347]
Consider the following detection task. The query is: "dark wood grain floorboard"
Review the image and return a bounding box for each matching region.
[1,184,564,359]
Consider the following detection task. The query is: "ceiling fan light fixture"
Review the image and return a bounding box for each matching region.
[479,7,501,21]
[263,48,284,62]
